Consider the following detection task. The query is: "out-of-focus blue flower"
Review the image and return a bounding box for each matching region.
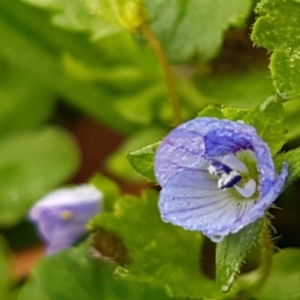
[154,118,288,242]
[29,185,102,255]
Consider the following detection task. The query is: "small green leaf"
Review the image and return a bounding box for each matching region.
[88,173,120,212]
[252,0,300,99]
[216,219,263,293]
[197,104,225,119]
[222,107,250,122]
[17,244,171,300]
[258,249,300,300]
[127,142,160,182]
[89,190,222,299]
[0,127,80,226]
[107,127,167,181]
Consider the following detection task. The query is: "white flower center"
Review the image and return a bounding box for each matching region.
[207,152,257,199]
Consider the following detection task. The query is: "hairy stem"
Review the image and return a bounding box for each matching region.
[138,23,181,125]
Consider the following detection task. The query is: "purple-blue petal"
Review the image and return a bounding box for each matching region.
[159,169,239,240]
[155,117,289,241]
[155,118,278,197]
[29,185,102,255]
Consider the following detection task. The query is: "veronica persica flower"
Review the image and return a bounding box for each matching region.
[154,118,288,242]
[29,185,102,255]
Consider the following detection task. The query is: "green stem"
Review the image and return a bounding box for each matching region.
[138,23,181,126]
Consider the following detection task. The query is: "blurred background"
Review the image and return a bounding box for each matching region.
[1,0,300,284]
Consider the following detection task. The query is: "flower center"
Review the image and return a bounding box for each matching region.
[61,210,73,220]
[207,161,242,189]
[207,151,258,199]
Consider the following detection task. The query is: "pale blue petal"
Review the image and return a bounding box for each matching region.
[29,185,102,255]
[159,169,239,239]
[155,118,289,241]
[237,163,289,226]
[155,117,277,193]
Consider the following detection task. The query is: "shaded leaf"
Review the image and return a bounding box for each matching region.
[196,70,274,107]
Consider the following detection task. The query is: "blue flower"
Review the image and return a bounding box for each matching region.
[154,118,288,242]
[29,185,102,255]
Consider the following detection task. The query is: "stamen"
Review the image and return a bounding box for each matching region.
[208,161,232,176]
[221,154,248,173]
[234,179,256,198]
[61,210,73,220]
[218,171,242,189]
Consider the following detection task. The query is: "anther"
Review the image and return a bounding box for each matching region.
[218,171,242,189]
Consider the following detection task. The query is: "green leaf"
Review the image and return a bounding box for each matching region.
[127,142,160,182]
[17,244,171,300]
[0,127,80,226]
[257,249,300,300]
[88,173,120,212]
[107,127,167,181]
[146,0,253,63]
[89,190,222,299]
[216,219,263,293]
[252,0,300,99]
